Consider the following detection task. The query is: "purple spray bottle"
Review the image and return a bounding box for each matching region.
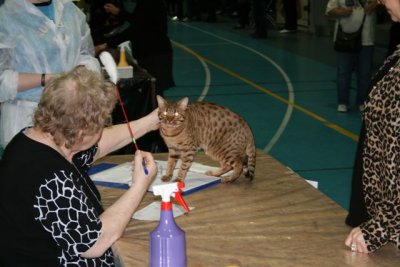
[150,182,190,267]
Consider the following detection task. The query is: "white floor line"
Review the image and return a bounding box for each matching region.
[171,40,211,102]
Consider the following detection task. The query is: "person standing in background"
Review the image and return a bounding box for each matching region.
[205,0,217,22]
[130,0,176,95]
[0,0,100,149]
[280,0,298,33]
[326,0,378,113]
[91,0,175,96]
[251,0,268,38]
[89,0,132,56]
[233,0,251,29]
[168,0,184,21]
[183,0,202,21]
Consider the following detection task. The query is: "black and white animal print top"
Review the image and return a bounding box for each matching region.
[0,131,114,266]
[361,51,400,252]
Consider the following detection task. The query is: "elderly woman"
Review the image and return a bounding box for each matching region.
[345,0,400,254]
[0,67,159,265]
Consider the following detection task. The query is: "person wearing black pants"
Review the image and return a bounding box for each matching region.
[280,0,298,33]
[234,0,251,29]
[185,0,201,21]
[168,0,184,20]
[251,0,267,38]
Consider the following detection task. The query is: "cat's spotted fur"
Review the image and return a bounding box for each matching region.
[157,95,256,183]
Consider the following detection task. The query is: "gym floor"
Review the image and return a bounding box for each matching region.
[165,16,388,209]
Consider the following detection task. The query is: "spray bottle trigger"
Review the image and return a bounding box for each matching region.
[174,182,189,213]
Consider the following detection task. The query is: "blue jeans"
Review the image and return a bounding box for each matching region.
[336,46,374,106]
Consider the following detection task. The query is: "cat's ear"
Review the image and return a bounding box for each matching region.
[178,97,189,110]
[156,95,166,108]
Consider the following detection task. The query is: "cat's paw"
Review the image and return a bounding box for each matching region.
[220,175,240,183]
[205,170,216,176]
[173,177,185,183]
[161,175,172,182]
[220,176,234,183]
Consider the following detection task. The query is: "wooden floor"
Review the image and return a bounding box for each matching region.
[96,151,400,267]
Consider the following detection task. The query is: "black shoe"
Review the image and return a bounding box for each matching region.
[206,16,217,22]
[234,23,245,29]
[250,32,267,39]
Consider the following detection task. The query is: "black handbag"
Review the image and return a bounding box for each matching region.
[334,14,366,53]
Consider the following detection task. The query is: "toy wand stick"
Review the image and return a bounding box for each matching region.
[99,51,148,175]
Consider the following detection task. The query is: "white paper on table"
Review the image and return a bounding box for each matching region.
[306,179,318,189]
[133,201,194,221]
[90,160,222,192]
[90,162,132,185]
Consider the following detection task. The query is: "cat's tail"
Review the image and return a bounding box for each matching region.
[244,138,256,181]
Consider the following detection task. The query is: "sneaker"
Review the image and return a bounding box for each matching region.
[337,104,348,113]
[358,105,365,112]
[171,16,180,21]
[279,29,296,34]
[182,17,190,22]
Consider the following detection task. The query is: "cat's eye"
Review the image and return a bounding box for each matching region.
[163,111,167,116]
[174,112,179,116]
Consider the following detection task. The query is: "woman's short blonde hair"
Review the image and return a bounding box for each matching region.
[34,66,118,148]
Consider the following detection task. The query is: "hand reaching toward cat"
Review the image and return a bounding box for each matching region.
[147,108,160,132]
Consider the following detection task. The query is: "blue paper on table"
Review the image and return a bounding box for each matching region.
[89,160,221,195]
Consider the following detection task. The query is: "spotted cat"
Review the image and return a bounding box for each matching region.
[157,95,256,183]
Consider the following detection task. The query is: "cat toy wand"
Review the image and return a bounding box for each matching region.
[99,51,148,175]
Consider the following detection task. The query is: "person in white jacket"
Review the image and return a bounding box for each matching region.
[0,0,100,148]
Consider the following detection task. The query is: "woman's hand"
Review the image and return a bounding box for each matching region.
[328,7,353,18]
[104,3,120,15]
[364,2,378,15]
[95,43,108,56]
[345,227,369,253]
[85,150,157,258]
[340,7,354,17]
[131,150,157,188]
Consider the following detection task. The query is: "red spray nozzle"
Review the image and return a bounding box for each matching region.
[152,182,190,213]
[174,182,189,213]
